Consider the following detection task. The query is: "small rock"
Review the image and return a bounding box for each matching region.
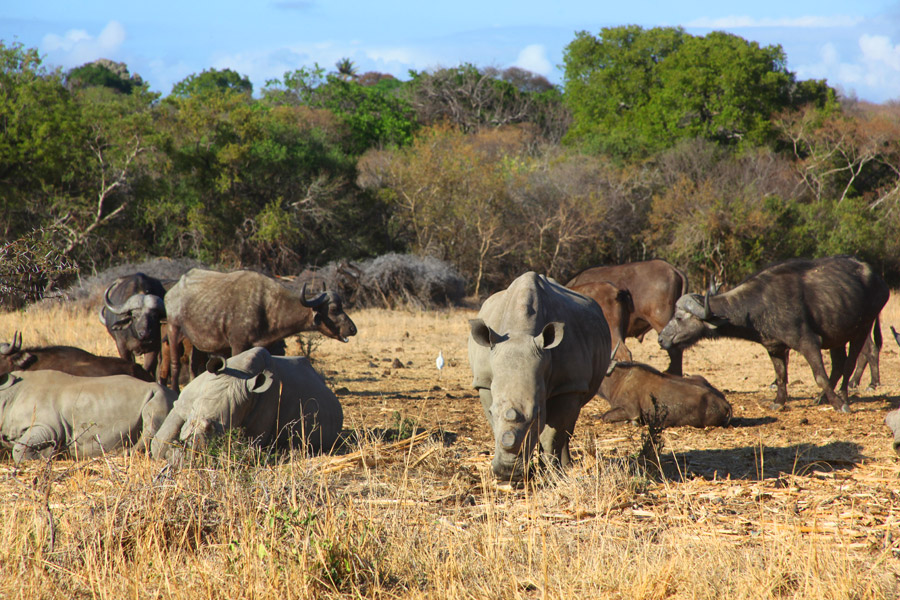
[335,387,351,396]
[392,358,404,369]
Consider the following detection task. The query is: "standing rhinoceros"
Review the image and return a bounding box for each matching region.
[0,370,175,463]
[151,347,343,460]
[468,272,611,481]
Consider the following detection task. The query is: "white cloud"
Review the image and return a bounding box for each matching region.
[794,34,900,102]
[687,15,864,29]
[41,21,126,67]
[513,44,551,76]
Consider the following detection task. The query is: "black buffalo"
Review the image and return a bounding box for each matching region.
[658,256,889,412]
[98,273,167,378]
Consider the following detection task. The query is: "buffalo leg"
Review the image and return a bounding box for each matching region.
[818,347,847,405]
[796,344,848,412]
[539,392,583,470]
[167,325,184,393]
[664,347,684,376]
[766,345,790,410]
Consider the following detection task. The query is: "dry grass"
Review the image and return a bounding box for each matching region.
[0,296,898,599]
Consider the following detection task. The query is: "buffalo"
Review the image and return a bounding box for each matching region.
[98,273,166,378]
[567,259,688,375]
[885,326,900,456]
[151,347,343,461]
[0,331,154,381]
[599,355,732,428]
[0,370,174,463]
[164,269,357,391]
[658,256,889,412]
[563,280,633,362]
[468,272,611,481]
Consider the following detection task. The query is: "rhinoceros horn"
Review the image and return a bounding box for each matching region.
[299,283,327,309]
[0,331,22,356]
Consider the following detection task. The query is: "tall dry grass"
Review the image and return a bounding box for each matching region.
[0,301,897,599]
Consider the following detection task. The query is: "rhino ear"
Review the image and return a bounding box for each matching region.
[246,371,275,394]
[469,319,495,348]
[0,373,20,390]
[206,355,227,374]
[536,321,565,350]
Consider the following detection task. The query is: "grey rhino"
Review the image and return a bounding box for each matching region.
[468,272,611,481]
[151,347,343,460]
[886,409,900,456]
[0,370,175,463]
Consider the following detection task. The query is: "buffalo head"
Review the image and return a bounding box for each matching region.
[299,283,357,343]
[658,284,725,351]
[99,282,165,346]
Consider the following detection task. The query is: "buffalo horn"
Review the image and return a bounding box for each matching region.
[606,341,621,375]
[298,283,327,308]
[2,331,23,354]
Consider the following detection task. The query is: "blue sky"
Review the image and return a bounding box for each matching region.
[3,1,900,102]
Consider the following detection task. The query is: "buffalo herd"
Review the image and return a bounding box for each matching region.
[0,256,897,483]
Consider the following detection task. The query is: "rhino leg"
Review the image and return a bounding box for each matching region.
[134,392,175,455]
[151,409,186,461]
[477,388,494,429]
[539,392,583,470]
[13,425,58,464]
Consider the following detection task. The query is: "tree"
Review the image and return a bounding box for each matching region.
[170,68,252,98]
[562,26,831,158]
[334,57,358,81]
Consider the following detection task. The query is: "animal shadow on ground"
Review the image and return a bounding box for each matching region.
[332,428,457,454]
[655,440,865,481]
[727,416,778,428]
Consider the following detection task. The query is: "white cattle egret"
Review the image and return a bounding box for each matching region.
[436,350,445,376]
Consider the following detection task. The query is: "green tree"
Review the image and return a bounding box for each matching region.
[171,68,252,98]
[562,26,831,158]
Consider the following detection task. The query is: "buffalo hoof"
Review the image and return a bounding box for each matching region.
[839,404,852,414]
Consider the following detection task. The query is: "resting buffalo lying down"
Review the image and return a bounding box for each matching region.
[0,370,175,463]
[0,331,154,382]
[599,356,732,428]
[151,347,343,461]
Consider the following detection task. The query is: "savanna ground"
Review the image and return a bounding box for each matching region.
[0,291,898,599]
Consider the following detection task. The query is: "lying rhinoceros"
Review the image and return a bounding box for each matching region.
[468,271,611,481]
[151,347,343,460]
[0,370,175,463]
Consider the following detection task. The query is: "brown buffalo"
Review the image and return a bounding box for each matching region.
[0,331,154,382]
[568,259,688,375]
[164,269,357,391]
[599,356,732,428]
[567,280,634,362]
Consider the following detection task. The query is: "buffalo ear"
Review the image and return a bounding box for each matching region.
[0,373,19,390]
[536,321,565,350]
[110,316,133,331]
[246,371,275,394]
[206,356,227,374]
[12,352,37,369]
